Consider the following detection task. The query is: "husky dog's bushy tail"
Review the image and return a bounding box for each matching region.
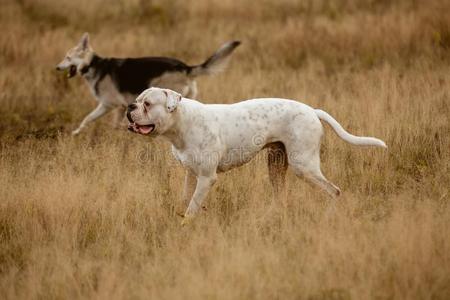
[315,109,387,148]
[189,41,241,77]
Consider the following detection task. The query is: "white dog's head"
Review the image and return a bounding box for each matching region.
[127,88,182,136]
[56,33,93,78]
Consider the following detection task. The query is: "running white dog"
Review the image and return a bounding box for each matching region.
[127,88,387,224]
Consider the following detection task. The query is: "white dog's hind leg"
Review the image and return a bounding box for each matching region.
[267,142,288,198]
[302,168,341,197]
[72,103,111,135]
[182,174,217,225]
[288,148,341,197]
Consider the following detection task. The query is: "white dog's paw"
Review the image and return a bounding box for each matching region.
[71,129,81,136]
[181,214,195,226]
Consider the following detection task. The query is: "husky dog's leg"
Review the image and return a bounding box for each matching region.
[72,103,111,135]
[113,106,127,129]
[186,81,198,99]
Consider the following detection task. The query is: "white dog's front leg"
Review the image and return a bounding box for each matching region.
[72,103,111,135]
[182,174,217,225]
[182,170,197,207]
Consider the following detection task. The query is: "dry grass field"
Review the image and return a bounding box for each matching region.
[1,0,449,299]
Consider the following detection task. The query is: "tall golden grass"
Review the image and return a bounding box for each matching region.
[0,0,449,299]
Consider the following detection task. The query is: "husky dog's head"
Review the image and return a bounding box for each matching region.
[56,33,93,78]
[127,88,182,136]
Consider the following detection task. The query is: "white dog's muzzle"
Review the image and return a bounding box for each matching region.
[127,103,156,135]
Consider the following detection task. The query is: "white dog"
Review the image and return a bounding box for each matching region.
[127,88,387,224]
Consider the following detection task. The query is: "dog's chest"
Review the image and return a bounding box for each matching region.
[84,74,129,106]
[171,146,200,173]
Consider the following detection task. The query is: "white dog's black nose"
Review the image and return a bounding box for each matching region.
[127,104,137,123]
[56,66,61,71]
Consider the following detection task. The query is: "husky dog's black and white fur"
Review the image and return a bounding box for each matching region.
[56,33,240,135]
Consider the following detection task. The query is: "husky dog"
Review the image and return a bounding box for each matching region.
[56,33,240,135]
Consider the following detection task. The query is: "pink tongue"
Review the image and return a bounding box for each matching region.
[138,125,153,134]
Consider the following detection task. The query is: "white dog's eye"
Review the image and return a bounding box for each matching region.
[144,101,150,107]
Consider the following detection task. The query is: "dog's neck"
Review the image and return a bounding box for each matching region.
[79,52,101,76]
[160,100,194,150]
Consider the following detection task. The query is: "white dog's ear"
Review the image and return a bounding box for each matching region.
[165,89,182,112]
[79,32,90,50]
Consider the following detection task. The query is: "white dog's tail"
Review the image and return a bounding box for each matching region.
[189,41,241,77]
[315,109,387,148]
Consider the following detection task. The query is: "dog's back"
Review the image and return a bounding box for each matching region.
[109,57,191,95]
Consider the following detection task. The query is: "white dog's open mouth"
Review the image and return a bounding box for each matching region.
[128,123,156,135]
